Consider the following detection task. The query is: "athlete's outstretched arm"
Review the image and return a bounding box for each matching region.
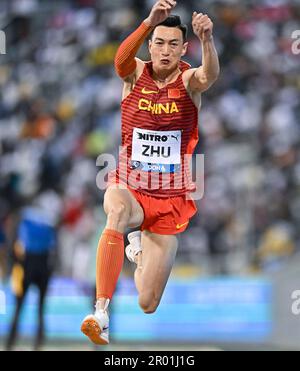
[114,22,152,80]
[188,12,220,92]
[114,0,177,80]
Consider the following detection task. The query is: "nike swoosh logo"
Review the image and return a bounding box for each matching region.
[176,222,189,230]
[102,326,109,331]
[108,242,117,245]
[142,87,159,95]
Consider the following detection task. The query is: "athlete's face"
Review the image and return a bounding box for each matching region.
[149,26,188,73]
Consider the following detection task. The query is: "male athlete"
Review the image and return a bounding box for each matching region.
[81,0,219,345]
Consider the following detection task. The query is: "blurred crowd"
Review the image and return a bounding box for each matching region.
[0,0,299,281]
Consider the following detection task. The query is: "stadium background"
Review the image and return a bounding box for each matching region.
[0,0,299,351]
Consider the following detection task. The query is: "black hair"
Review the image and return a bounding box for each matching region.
[152,15,188,42]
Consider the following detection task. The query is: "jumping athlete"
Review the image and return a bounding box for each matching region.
[81,0,220,345]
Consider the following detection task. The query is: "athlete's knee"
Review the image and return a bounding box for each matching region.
[106,202,130,233]
[107,203,129,223]
[139,293,160,314]
[106,203,131,232]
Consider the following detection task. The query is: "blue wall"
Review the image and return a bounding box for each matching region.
[0,276,273,343]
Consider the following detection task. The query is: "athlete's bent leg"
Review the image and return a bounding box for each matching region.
[134,231,178,314]
[81,185,144,345]
[96,185,144,307]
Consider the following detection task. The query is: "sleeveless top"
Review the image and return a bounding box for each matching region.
[110,60,199,198]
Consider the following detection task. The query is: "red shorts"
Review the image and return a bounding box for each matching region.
[128,187,197,235]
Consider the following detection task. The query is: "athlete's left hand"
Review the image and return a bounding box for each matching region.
[192,12,214,42]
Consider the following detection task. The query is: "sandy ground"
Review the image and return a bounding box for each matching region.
[0,341,224,351]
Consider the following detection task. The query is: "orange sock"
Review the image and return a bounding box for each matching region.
[96,229,124,300]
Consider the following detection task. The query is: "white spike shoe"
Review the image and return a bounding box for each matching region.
[81,299,110,345]
[125,231,142,264]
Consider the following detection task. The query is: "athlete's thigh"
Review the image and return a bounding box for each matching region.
[103,185,144,228]
[140,230,178,299]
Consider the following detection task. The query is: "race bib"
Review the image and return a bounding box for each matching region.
[131,128,182,173]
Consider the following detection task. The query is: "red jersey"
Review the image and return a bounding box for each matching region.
[111,61,199,198]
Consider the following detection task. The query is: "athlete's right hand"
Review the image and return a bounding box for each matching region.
[144,0,177,27]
